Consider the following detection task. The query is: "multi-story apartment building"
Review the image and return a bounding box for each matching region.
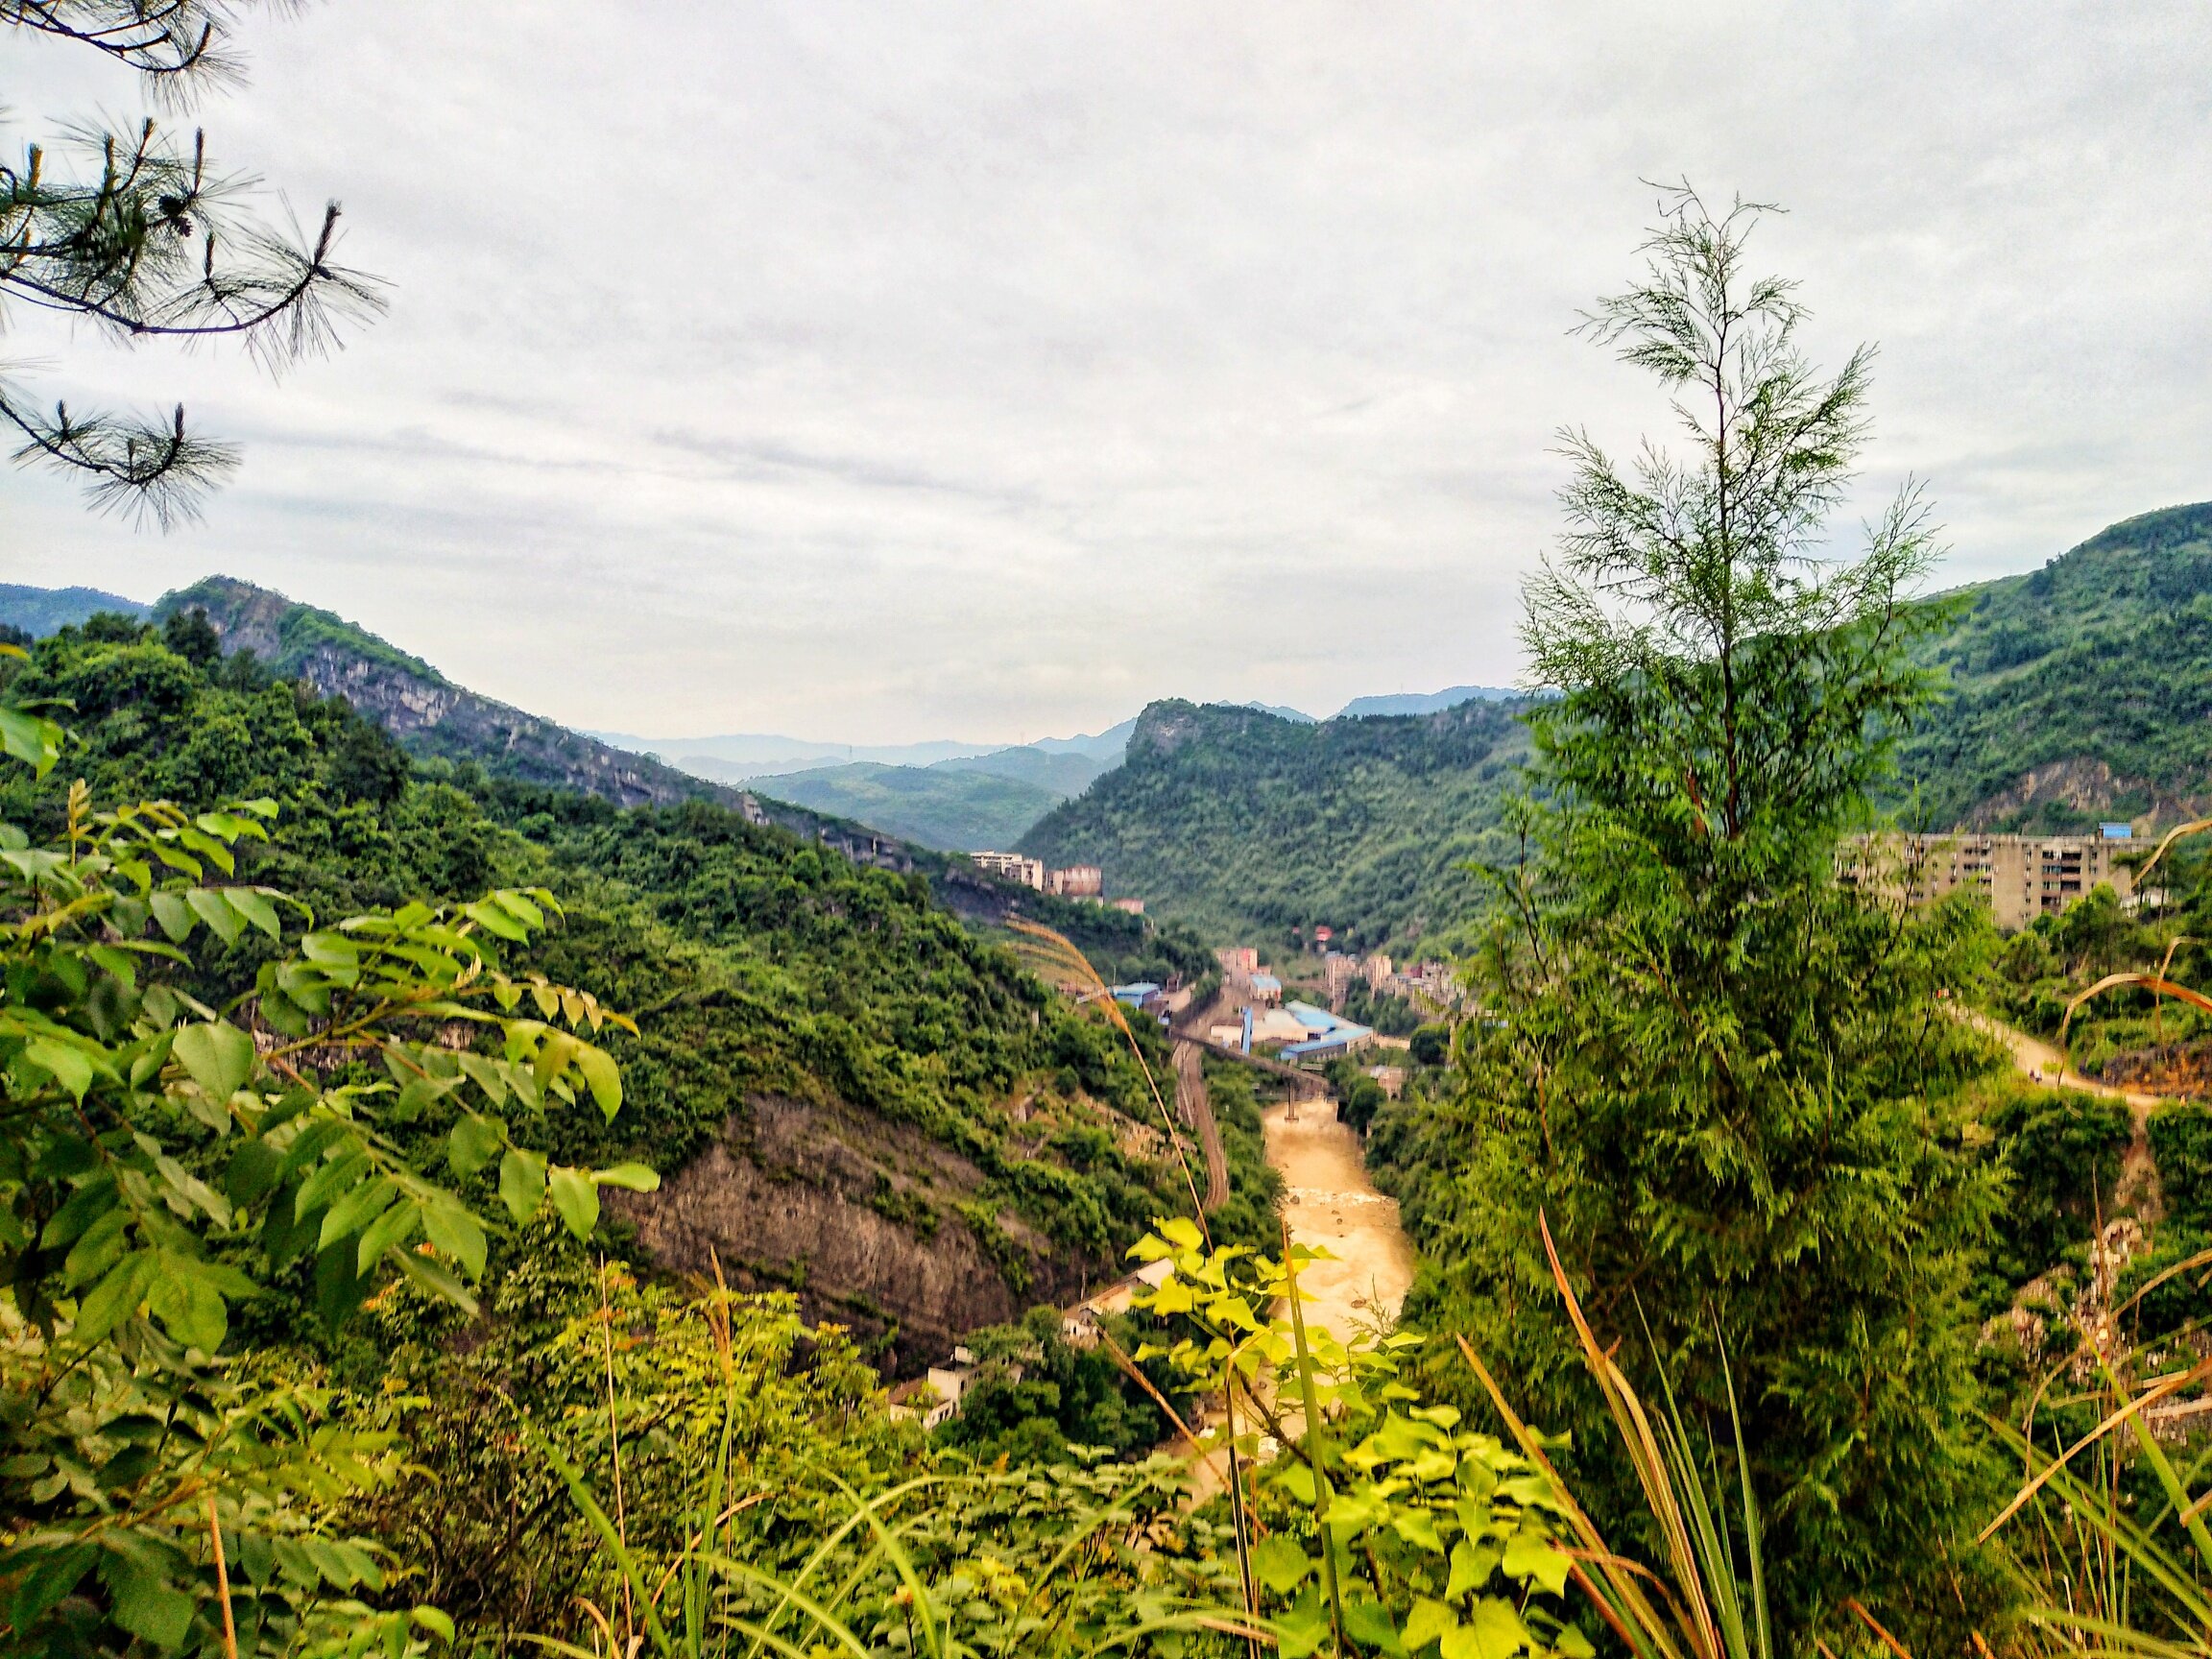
[1048,864,1103,898]
[1857,830,2136,930]
[970,850,1045,890]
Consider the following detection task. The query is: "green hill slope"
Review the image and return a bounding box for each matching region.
[758,759,1064,851]
[1018,697,1530,951]
[1898,501,2212,831]
[0,613,1238,1369]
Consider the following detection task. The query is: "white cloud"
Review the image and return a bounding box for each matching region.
[4,2,2206,740]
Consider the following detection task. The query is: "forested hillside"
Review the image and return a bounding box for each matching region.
[1019,696,1530,950]
[0,613,1237,1369]
[1898,500,2212,830]
[1019,504,2212,947]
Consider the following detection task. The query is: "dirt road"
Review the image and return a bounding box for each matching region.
[1966,1009,2165,1111]
[1171,1040,1231,1210]
[1263,1101,1415,1344]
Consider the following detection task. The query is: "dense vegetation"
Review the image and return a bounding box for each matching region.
[0,616,1231,1358]
[1020,506,2212,945]
[1369,193,2011,1652]
[1021,698,1530,951]
[1897,501,2212,830]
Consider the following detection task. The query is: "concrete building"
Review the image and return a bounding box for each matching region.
[1216,947,1260,974]
[1110,897,1144,915]
[1048,864,1103,898]
[1247,973,1283,1005]
[1279,1001,1377,1063]
[971,851,1045,890]
[1364,954,1393,989]
[1323,953,1357,1001]
[1857,830,2136,931]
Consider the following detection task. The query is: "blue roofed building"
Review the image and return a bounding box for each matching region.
[1277,1000,1376,1062]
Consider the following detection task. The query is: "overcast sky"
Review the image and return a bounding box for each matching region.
[5,3,2207,742]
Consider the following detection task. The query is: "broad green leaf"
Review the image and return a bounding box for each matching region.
[147,1262,228,1352]
[394,1246,480,1317]
[174,1019,255,1099]
[74,1250,156,1343]
[87,944,138,990]
[456,1051,509,1106]
[465,899,530,942]
[1277,1585,1331,1659]
[23,1037,93,1100]
[296,1145,373,1219]
[0,704,62,776]
[412,1607,457,1642]
[148,889,196,942]
[422,1200,487,1279]
[491,889,544,929]
[185,885,245,945]
[591,1161,660,1192]
[573,1042,622,1119]
[1393,1504,1447,1553]
[1446,1539,1498,1601]
[1344,1599,1404,1656]
[62,1205,130,1286]
[356,1198,422,1272]
[319,1175,398,1250]
[1501,1530,1573,1597]
[42,1178,116,1250]
[547,1165,600,1238]
[447,1112,505,1179]
[9,1542,96,1631]
[1251,1534,1311,1596]
[1441,1598,1527,1659]
[498,1147,546,1222]
[226,885,282,938]
[1404,1599,1457,1652]
[101,1551,196,1650]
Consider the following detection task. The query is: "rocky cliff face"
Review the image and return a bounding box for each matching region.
[614,1094,1102,1373]
[157,576,741,810]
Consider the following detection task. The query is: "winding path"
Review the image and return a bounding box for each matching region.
[1171,1039,1232,1211]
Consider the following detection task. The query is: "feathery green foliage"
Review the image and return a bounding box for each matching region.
[1371,187,2008,1651]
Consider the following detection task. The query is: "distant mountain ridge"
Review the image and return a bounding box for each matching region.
[1022,504,2212,946]
[0,583,150,637]
[1336,685,1518,719]
[156,577,738,812]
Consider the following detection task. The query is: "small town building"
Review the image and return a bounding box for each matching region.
[1048,864,1103,897]
[1852,831,2137,931]
[970,851,1046,890]
[1246,973,1283,1005]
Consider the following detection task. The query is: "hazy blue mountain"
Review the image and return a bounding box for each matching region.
[1030,718,1138,759]
[933,746,1115,796]
[1335,685,1518,718]
[589,731,993,772]
[0,583,150,636]
[595,718,1139,789]
[1243,702,1318,722]
[757,761,1065,852]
